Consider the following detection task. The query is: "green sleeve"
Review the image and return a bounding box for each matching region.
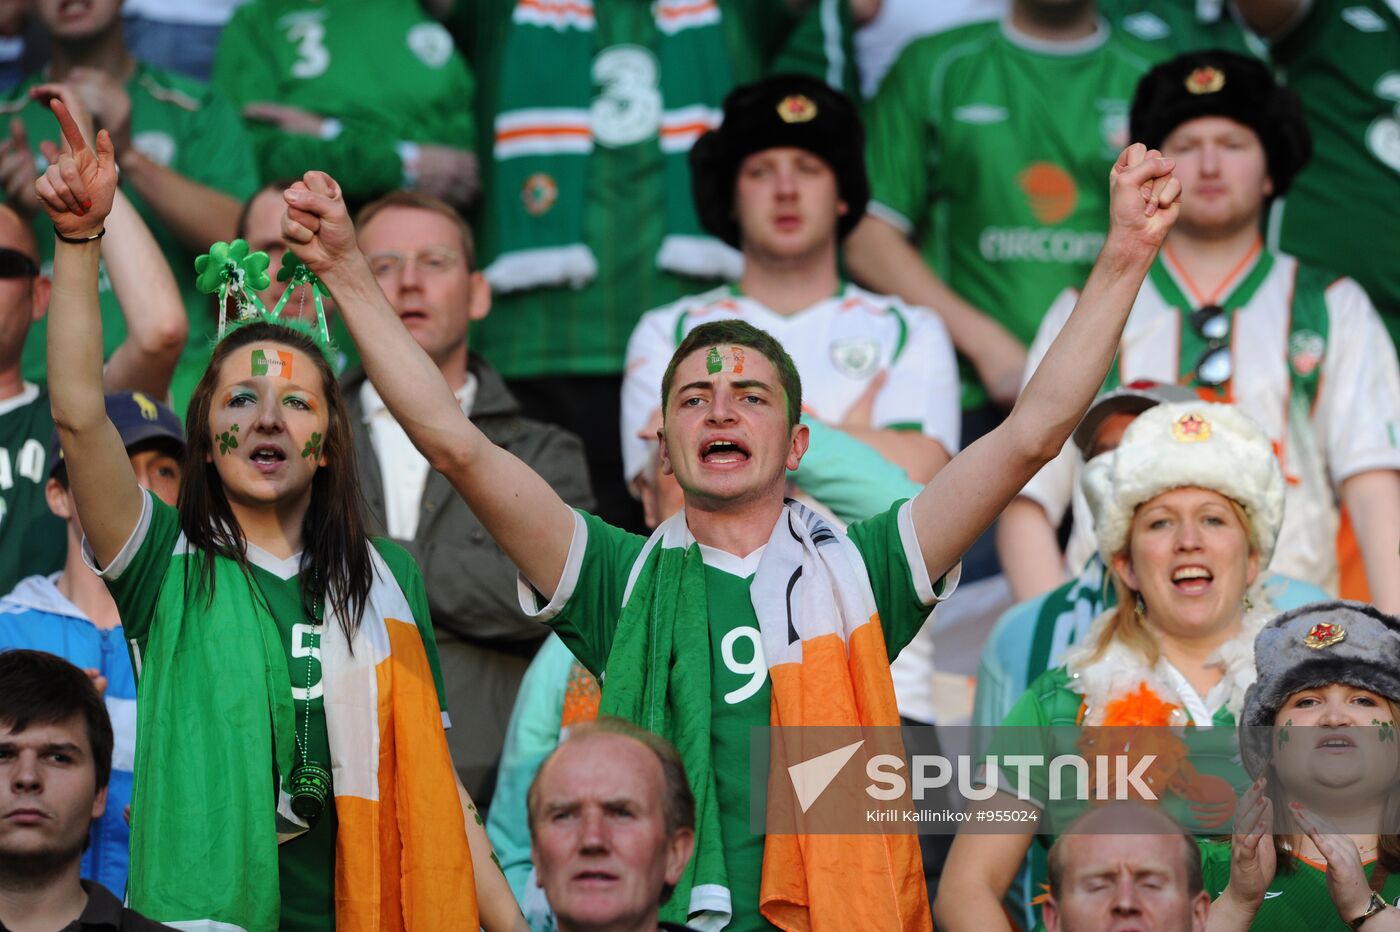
[846,499,943,661]
[767,0,860,98]
[1197,838,1232,898]
[372,537,449,716]
[544,511,647,677]
[174,81,260,201]
[790,415,921,526]
[93,491,182,651]
[863,39,936,229]
[211,6,403,196]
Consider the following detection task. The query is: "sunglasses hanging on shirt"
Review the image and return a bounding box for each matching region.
[0,247,39,279]
[1189,303,1232,387]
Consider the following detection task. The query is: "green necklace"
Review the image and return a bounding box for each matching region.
[288,573,332,825]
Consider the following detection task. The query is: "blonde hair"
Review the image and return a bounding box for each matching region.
[1089,498,1255,665]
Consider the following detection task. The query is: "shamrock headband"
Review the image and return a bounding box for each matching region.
[194,240,333,358]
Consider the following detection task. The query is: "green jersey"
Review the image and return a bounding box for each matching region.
[449,0,856,379]
[0,385,63,594]
[863,20,1156,407]
[1266,0,1400,344]
[0,63,258,413]
[1201,841,1400,929]
[101,493,448,932]
[539,501,944,930]
[1100,0,1262,56]
[213,0,476,202]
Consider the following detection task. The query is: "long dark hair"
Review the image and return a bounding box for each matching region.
[178,322,373,642]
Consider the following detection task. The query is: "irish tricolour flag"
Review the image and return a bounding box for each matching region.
[251,349,293,379]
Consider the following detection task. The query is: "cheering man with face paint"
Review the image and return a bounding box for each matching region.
[281,136,1182,929]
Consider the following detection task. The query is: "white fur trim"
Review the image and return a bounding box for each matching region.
[1063,589,1274,725]
[1081,401,1284,569]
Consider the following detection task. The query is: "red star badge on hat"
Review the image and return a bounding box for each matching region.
[1303,622,1347,649]
[777,94,817,124]
[1171,412,1212,442]
[1185,66,1226,95]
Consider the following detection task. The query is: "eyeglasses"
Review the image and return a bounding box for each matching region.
[0,247,39,279]
[1189,303,1232,387]
[366,247,463,278]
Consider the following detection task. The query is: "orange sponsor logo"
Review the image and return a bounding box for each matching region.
[1017,162,1079,225]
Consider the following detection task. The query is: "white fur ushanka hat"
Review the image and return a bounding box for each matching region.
[1081,401,1285,568]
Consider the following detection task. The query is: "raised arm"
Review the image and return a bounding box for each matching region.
[908,145,1181,584]
[29,83,189,397]
[280,172,576,598]
[37,99,144,568]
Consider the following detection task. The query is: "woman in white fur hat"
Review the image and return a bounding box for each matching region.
[1205,601,1400,931]
[939,400,1287,930]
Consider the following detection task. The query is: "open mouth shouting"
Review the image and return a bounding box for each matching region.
[1170,565,1213,595]
[700,437,750,466]
[1315,732,1358,752]
[249,442,289,473]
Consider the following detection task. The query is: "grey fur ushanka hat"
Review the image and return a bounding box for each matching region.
[1239,601,1400,776]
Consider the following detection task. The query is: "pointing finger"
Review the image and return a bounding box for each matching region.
[48,98,90,156]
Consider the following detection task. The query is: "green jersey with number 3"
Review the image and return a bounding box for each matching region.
[864,20,1158,408]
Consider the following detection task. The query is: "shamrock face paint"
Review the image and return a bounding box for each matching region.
[206,342,331,508]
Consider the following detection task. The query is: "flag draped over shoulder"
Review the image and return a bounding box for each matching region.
[127,544,475,932]
[602,501,931,931]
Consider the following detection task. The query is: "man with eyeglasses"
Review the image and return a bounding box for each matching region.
[1000,50,1400,613]
[340,190,595,807]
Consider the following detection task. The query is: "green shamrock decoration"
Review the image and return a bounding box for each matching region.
[1277,719,1292,747]
[194,240,271,295]
[301,432,323,460]
[277,253,329,295]
[217,423,240,455]
[1378,720,1396,743]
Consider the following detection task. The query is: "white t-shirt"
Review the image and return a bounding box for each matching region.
[1019,250,1400,592]
[620,282,961,485]
[361,375,477,542]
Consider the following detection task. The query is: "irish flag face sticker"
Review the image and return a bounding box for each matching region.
[251,349,294,379]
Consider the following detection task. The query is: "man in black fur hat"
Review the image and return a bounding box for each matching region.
[1006,49,1400,614]
[620,74,960,529]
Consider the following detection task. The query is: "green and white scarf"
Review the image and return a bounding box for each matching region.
[485,0,742,293]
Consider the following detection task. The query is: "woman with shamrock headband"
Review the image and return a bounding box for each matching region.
[939,400,1284,930]
[35,99,525,931]
[1205,602,1400,931]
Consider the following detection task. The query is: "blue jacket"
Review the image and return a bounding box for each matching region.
[0,574,137,898]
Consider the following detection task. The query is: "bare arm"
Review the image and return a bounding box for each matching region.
[29,83,188,397]
[841,428,948,484]
[932,794,1038,932]
[1233,0,1307,38]
[844,215,1029,408]
[280,172,576,598]
[99,187,188,396]
[456,778,528,932]
[118,151,242,253]
[36,100,144,568]
[1340,469,1400,614]
[996,496,1069,601]
[908,146,1181,584]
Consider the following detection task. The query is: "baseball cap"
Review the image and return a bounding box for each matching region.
[1071,380,1199,457]
[51,391,185,477]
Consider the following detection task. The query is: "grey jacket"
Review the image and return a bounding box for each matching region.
[342,353,595,803]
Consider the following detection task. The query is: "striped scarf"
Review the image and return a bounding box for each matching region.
[603,501,930,931]
[127,544,475,931]
[484,0,742,294]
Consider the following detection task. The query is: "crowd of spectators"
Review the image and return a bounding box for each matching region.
[0,1,1397,930]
